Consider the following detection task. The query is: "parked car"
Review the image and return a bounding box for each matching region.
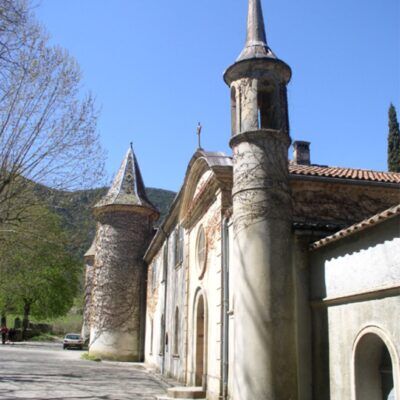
[63,333,84,350]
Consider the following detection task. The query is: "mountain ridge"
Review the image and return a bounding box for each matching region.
[34,185,176,259]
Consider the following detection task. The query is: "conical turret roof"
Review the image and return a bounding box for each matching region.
[94,144,158,216]
[237,0,276,61]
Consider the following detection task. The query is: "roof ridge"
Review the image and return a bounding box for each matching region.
[290,162,400,175]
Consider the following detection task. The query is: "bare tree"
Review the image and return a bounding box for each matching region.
[0,0,105,226]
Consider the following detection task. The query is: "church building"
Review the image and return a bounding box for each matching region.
[82,1,400,399]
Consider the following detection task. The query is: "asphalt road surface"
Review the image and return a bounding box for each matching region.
[0,342,168,400]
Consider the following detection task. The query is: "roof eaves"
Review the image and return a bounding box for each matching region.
[310,204,400,251]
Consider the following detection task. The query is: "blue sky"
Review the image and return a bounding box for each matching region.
[36,0,400,192]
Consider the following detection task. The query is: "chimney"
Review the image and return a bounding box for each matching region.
[293,141,311,165]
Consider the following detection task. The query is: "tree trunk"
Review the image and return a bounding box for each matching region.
[22,301,30,340]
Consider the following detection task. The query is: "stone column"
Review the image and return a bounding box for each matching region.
[230,129,297,399]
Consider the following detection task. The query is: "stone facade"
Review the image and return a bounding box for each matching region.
[82,0,400,398]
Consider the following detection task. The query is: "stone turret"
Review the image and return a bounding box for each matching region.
[89,145,159,361]
[224,0,297,399]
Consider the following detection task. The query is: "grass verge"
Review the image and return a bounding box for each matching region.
[29,333,62,342]
[81,352,101,362]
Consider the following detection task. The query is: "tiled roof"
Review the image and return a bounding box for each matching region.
[94,145,158,214]
[289,163,400,184]
[310,204,400,250]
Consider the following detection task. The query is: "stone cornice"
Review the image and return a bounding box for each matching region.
[229,129,291,149]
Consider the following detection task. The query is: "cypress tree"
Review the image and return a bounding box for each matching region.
[388,103,400,172]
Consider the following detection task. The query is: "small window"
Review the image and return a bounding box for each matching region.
[151,260,158,291]
[231,86,237,136]
[175,226,184,267]
[174,307,179,356]
[196,225,207,279]
[162,244,168,283]
[257,88,278,130]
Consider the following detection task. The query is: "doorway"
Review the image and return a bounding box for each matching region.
[195,294,205,387]
[355,332,395,400]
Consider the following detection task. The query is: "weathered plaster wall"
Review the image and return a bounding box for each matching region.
[145,183,224,400]
[229,131,297,400]
[186,193,223,400]
[292,180,400,227]
[311,216,400,400]
[292,236,313,400]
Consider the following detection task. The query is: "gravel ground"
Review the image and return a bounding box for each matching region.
[0,342,168,400]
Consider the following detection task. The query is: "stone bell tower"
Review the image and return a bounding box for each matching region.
[89,145,159,361]
[224,1,297,399]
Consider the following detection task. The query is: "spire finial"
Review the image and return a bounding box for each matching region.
[196,122,203,150]
[237,0,276,61]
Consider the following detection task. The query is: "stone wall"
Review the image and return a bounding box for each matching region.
[292,180,399,227]
[90,211,152,361]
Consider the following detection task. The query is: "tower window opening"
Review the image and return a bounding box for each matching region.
[257,89,278,130]
[231,87,237,136]
[174,226,184,266]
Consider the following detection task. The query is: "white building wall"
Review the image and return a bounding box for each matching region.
[186,192,223,400]
[311,216,400,400]
[145,189,225,400]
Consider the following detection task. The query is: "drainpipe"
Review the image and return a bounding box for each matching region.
[161,234,169,376]
[220,216,230,399]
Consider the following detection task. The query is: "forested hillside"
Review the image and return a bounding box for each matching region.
[34,186,176,259]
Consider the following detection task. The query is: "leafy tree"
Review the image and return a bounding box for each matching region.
[0,204,80,337]
[388,103,400,172]
[0,0,104,227]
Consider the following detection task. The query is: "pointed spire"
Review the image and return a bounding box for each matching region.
[94,144,158,215]
[237,0,276,61]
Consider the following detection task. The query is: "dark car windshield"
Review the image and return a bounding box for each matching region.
[65,334,80,340]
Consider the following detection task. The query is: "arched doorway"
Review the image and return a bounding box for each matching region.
[354,332,395,400]
[195,294,205,387]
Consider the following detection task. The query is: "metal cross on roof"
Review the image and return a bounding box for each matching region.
[197,122,203,150]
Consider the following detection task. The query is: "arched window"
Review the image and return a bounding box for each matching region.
[151,260,157,291]
[231,86,237,136]
[257,86,278,130]
[162,244,168,283]
[196,225,207,279]
[174,307,179,356]
[355,332,395,400]
[174,226,184,267]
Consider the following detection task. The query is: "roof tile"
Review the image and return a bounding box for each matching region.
[289,163,400,183]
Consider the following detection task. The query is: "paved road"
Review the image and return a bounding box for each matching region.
[0,342,168,400]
